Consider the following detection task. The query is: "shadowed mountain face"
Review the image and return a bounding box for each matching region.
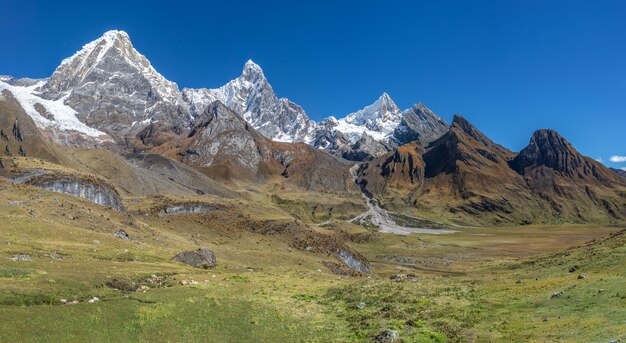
[357,115,626,225]
[511,129,594,177]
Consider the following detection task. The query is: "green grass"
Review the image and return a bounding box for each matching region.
[323,278,484,342]
[0,175,624,342]
[0,268,30,278]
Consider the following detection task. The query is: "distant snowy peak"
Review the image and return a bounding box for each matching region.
[44,30,179,101]
[344,92,402,127]
[334,93,403,144]
[183,60,315,143]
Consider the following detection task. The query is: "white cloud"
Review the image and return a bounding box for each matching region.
[609,155,626,163]
[595,157,603,162]
[621,167,626,171]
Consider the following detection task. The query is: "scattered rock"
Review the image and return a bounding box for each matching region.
[356,302,366,309]
[136,285,150,292]
[171,248,216,269]
[92,240,101,245]
[568,266,579,273]
[577,274,587,280]
[113,230,130,240]
[43,252,64,260]
[10,255,31,261]
[144,274,168,286]
[390,274,407,281]
[550,291,564,299]
[60,299,67,304]
[180,279,200,285]
[88,297,99,303]
[373,329,399,342]
[609,339,621,343]
[516,279,522,284]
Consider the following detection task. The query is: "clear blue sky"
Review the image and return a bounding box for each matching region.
[2,0,625,168]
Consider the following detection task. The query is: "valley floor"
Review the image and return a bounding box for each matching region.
[0,178,624,342]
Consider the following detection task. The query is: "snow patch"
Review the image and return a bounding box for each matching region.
[0,80,107,137]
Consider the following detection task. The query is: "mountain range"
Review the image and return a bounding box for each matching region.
[1,30,625,225]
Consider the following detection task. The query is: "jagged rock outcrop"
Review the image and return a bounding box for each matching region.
[183,60,316,143]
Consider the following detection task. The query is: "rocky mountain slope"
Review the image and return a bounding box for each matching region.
[357,115,626,225]
[152,101,356,192]
[39,30,190,145]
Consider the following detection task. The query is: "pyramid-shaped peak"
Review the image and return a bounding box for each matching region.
[511,128,585,175]
[244,59,261,70]
[44,28,179,99]
[242,59,265,79]
[375,92,396,107]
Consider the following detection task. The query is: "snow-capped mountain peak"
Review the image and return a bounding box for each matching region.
[183,60,315,142]
[242,59,265,79]
[344,92,402,125]
[44,30,179,102]
[333,93,403,144]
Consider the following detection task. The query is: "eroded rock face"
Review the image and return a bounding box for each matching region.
[159,204,218,215]
[9,169,125,212]
[36,178,124,212]
[337,249,371,273]
[172,248,216,268]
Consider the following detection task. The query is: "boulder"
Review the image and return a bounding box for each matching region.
[113,229,130,240]
[373,329,399,342]
[172,248,216,269]
[550,291,564,299]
